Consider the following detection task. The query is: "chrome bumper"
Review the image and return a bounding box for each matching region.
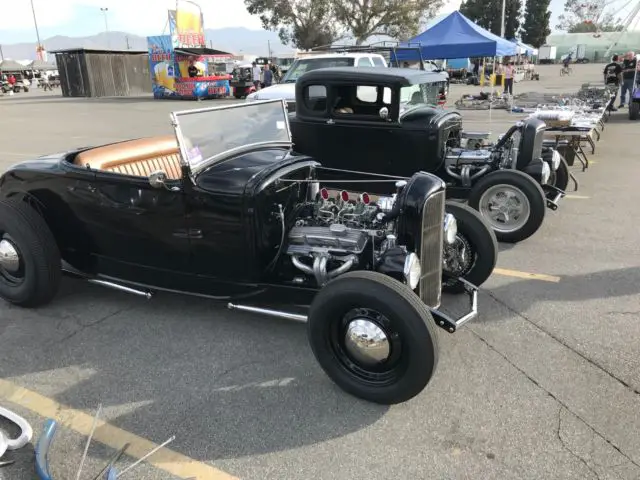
[429,276,478,333]
[543,184,566,211]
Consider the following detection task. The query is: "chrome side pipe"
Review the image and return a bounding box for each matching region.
[227,303,307,323]
[86,279,153,299]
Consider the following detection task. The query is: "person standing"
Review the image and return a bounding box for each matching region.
[619,51,636,108]
[251,62,261,90]
[502,61,514,95]
[603,54,622,111]
[263,64,273,88]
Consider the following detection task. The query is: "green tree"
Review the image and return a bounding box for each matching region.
[567,21,623,33]
[331,0,443,44]
[556,0,622,32]
[521,0,551,48]
[244,0,340,50]
[460,0,523,38]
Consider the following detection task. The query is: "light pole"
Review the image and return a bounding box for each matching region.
[100,7,110,48]
[30,0,44,59]
[500,0,506,38]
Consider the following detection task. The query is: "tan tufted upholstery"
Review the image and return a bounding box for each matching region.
[74,135,183,180]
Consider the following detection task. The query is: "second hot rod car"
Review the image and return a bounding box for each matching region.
[288,67,569,243]
[0,100,498,405]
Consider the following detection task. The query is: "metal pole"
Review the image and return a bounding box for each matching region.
[501,0,507,38]
[30,0,43,58]
[0,45,3,61]
[100,8,110,48]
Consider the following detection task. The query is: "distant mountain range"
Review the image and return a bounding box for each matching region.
[0,27,296,61]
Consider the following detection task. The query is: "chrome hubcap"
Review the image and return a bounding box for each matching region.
[478,184,531,233]
[344,318,390,366]
[0,239,20,273]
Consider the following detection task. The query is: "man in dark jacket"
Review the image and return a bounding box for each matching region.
[604,54,622,111]
[619,51,637,108]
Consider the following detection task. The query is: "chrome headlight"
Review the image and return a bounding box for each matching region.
[443,213,457,244]
[551,150,561,170]
[541,161,551,185]
[403,252,422,290]
[246,93,258,102]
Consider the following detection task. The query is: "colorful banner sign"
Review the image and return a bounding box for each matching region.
[147,34,231,100]
[168,1,206,49]
[148,35,177,96]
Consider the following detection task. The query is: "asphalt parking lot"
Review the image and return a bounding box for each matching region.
[0,63,639,480]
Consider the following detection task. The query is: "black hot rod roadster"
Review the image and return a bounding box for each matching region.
[0,100,498,405]
[288,67,569,243]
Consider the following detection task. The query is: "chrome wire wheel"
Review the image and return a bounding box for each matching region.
[478,183,531,234]
[443,234,475,287]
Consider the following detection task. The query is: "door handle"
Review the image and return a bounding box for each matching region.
[173,229,203,239]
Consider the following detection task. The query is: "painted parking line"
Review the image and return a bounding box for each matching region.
[493,268,561,283]
[0,379,238,480]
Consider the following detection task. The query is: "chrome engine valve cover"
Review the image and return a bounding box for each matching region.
[445,148,493,166]
[287,226,369,255]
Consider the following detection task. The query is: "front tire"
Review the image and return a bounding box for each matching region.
[0,198,61,307]
[308,271,438,405]
[468,170,546,243]
[443,202,498,293]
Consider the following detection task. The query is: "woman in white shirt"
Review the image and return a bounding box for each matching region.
[502,61,515,95]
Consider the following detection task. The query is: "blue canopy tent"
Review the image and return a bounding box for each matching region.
[390,11,518,62]
[508,38,537,56]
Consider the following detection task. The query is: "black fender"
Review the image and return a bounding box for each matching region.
[521,157,548,185]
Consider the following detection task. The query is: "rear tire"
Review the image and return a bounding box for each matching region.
[468,170,546,243]
[308,271,438,405]
[629,101,639,120]
[443,202,498,293]
[0,198,61,307]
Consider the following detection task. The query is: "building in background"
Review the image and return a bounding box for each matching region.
[546,31,640,62]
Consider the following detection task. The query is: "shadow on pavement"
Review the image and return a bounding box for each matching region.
[0,278,388,464]
[482,265,640,321]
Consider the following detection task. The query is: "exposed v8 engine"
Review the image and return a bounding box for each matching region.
[286,185,408,288]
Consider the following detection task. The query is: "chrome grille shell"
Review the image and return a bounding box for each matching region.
[419,190,445,308]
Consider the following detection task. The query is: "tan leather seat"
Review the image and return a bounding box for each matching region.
[74,135,183,180]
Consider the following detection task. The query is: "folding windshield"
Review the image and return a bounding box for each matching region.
[400,81,447,109]
[170,100,292,175]
[280,57,356,83]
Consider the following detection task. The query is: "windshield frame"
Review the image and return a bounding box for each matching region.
[170,99,293,176]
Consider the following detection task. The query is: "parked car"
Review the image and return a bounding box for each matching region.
[1,73,30,93]
[288,67,567,243]
[0,99,499,405]
[245,52,389,112]
[229,63,257,99]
